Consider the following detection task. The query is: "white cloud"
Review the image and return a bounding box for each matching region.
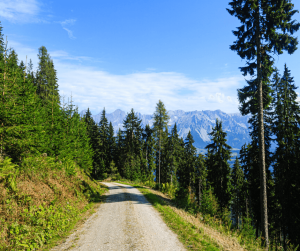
[56,63,244,115]
[63,27,76,40]
[50,50,91,61]
[60,19,76,26]
[7,40,244,115]
[0,0,40,23]
[59,19,76,39]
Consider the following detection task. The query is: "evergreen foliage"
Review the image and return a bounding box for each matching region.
[231,157,244,229]
[153,100,170,184]
[227,0,300,246]
[271,65,300,247]
[205,119,232,212]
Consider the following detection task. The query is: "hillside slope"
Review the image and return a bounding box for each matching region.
[0,156,107,250]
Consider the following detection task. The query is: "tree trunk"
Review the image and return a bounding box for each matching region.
[199,179,202,207]
[159,130,161,185]
[255,4,269,249]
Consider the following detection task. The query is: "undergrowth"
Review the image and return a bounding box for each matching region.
[0,155,108,250]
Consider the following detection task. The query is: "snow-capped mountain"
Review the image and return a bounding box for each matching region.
[80,109,251,150]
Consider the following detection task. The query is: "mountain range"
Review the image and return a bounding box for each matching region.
[80,109,251,150]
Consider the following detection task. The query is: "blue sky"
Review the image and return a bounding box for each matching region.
[1,0,300,115]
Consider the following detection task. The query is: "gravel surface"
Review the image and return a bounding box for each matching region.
[52,182,186,251]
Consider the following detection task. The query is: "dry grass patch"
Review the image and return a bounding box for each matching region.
[0,156,108,250]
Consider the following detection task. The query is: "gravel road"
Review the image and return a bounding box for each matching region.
[53,182,186,251]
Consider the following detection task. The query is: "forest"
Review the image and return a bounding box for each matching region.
[1,0,300,250]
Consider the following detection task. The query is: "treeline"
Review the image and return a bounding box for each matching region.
[1,10,300,249]
[0,23,93,172]
[84,67,300,249]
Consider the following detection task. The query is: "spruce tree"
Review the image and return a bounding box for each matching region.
[142,124,156,181]
[271,65,300,246]
[107,121,116,169]
[232,156,245,229]
[205,119,232,212]
[153,100,170,185]
[115,128,124,176]
[122,109,143,180]
[227,1,300,245]
[36,46,59,102]
[176,131,197,200]
[98,108,110,173]
[167,123,181,185]
[195,153,207,207]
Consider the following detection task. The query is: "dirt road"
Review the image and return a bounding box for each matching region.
[53,182,186,251]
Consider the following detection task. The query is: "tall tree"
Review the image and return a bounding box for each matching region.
[195,153,207,208]
[176,131,197,200]
[107,121,116,168]
[271,65,300,247]
[142,124,156,181]
[153,100,170,185]
[122,109,143,180]
[205,119,232,212]
[36,46,59,102]
[227,0,299,246]
[98,108,110,173]
[232,157,245,229]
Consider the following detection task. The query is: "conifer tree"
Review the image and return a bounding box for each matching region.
[84,109,103,178]
[0,46,40,161]
[107,121,116,169]
[158,125,170,184]
[122,109,143,180]
[205,119,232,212]
[271,65,300,246]
[98,108,110,173]
[227,0,300,245]
[195,153,207,207]
[177,131,197,199]
[153,100,170,184]
[115,128,124,176]
[232,157,245,229]
[36,46,59,102]
[167,123,181,184]
[142,124,156,181]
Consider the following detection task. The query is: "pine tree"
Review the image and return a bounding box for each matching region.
[195,153,207,207]
[227,1,300,246]
[271,65,300,247]
[36,46,59,102]
[84,108,103,178]
[158,125,170,184]
[107,121,116,170]
[142,124,156,181]
[153,100,170,185]
[0,46,40,161]
[176,131,197,200]
[205,119,232,212]
[232,157,245,229]
[115,128,124,176]
[167,123,181,185]
[122,109,143,180]
[98,108,110,173]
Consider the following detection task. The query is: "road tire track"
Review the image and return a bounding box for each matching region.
[52,182,186,251]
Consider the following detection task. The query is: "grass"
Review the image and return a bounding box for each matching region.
[142,191,221,251]
[117,180,300,251]
[0,155,108,250]
[117,180,222,251]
